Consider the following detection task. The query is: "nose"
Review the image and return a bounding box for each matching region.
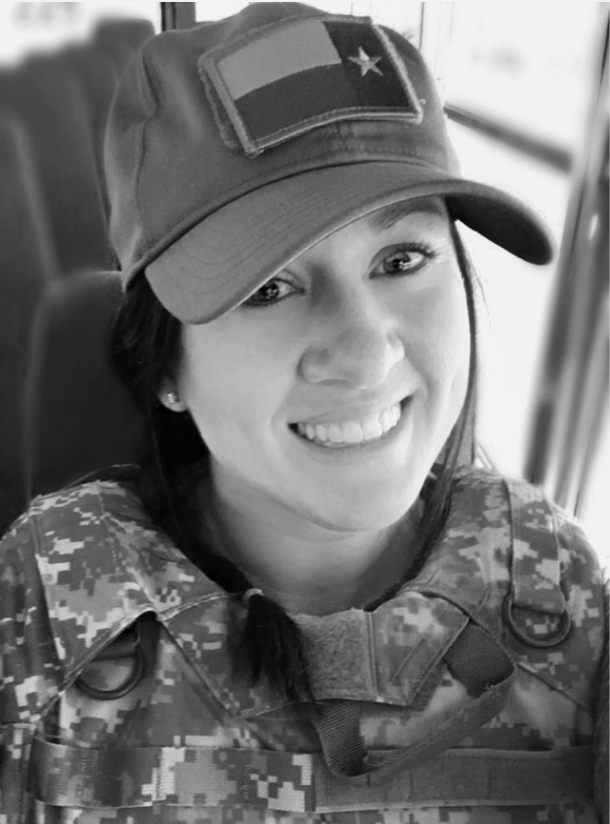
[299,289,405,388]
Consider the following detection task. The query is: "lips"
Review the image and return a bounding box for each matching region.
[292,401,405,447]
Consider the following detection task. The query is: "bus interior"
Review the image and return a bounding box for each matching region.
[0,1,607,572]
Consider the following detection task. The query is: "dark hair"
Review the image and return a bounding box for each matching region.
[111,221,479,704]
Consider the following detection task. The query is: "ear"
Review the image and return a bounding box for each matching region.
[158,378,187,412]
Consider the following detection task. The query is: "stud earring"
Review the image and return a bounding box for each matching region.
[165,390,180,405]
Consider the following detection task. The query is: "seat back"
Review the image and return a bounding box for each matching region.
[59,43,121,224]
[0,113,56,534]
[24,271,145,500]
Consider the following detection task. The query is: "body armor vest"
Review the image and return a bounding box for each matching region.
[0,467,604,822]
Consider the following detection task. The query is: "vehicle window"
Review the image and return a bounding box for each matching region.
[0,1,161,65]
[195,0,422,39]
[440,4,607,566]
[444,4,599,152]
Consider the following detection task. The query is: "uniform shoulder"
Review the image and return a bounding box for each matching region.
[452,465,604,581]
[29,473,146,526]
[4,471,148,538]
[0,470,179,569]
[0,480,141,722]
[549,502,605,599]
[451,464,514,500]
[452,466,605,702]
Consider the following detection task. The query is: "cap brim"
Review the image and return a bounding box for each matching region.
[146,162,553,324]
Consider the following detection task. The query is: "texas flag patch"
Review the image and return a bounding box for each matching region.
[199,15,423,156]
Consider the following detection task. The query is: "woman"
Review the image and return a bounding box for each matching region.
[0,3,606,822]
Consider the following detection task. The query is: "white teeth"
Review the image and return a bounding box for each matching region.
[388,406,399,428]
[362,416,383,440]
[343,421,364,444]
[328,424,343,444]
[295,403,402,446]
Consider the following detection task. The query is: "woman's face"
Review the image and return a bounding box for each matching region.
[174,197,470,532]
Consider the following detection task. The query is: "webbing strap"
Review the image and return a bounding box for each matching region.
[29,739,593,811]
[505,478,565,614]
[444,623,512,696]
[313,700,366,777]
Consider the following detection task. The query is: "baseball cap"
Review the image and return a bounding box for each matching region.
[105,2,553,324]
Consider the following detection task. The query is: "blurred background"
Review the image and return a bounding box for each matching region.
[0,2,607,567]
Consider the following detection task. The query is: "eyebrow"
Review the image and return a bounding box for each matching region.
[368,198,447,231]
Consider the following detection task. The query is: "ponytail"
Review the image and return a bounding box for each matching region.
[236,590,313,703]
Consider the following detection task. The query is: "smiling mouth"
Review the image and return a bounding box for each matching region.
[290,399,409,448]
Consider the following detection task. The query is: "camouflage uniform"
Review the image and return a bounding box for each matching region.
[0,467,604,822]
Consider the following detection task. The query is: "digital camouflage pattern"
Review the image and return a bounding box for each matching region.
[0,467,605,822]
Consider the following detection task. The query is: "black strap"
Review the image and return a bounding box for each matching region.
[445,623,513,696]
[313,700,366,777]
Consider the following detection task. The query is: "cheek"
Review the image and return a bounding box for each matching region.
[176,334,292,453]
[404,284,470,472]
[175,338,236,444]
[409,276,471,401]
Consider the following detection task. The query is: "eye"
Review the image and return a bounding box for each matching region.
[242,277,298,308]
[375,244,434,276]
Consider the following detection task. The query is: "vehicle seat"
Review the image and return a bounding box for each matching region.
[0,113,56,535]
[24,271,145,502]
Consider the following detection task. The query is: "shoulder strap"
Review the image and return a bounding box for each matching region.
[30,738,594,811]
[505,477,565,614]
[408,469,512,615]
[503,478,571,648]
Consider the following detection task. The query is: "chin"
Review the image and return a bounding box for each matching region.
[304,480,423,534]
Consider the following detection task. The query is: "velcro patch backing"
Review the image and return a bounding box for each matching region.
[199,15,423,156]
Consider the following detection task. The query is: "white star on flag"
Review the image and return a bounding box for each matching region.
[348,46,383,77]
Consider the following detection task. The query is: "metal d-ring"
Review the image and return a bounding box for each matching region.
[75,623,147,700]
[502,593,572,649]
